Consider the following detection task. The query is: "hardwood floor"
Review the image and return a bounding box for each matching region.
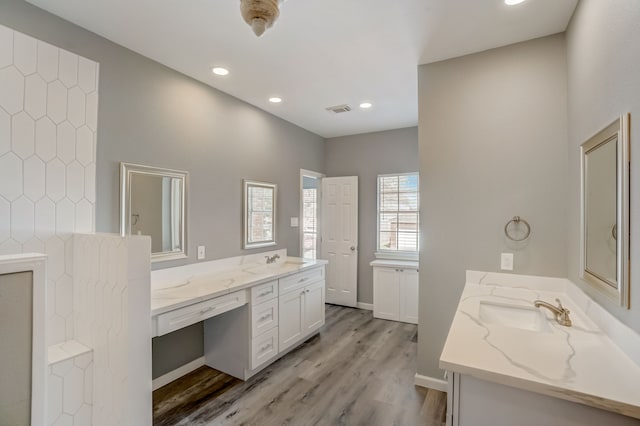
[153,305,447,426]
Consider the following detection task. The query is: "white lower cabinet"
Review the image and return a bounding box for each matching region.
[372,263,418,324]
[279,287,304,352]
[204,265,325,380]
[279,278,325,352]
[304,280,325,333]
[250,327,278,370]
[447,372,639,426]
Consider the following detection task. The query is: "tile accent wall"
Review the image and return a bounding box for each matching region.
[48,352,93,426]
[0,24,101,425]
[0,23,99,346]
[73,233,152,426]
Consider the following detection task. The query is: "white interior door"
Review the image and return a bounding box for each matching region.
[321,176,358,307]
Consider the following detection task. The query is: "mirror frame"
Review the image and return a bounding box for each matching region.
[580,113,630,308]
[243,179,277,249]
[120,162,188,263]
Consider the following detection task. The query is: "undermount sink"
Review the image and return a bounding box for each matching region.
[479,301,552,333]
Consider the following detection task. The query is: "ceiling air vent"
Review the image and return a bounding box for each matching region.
[326,104,352,114]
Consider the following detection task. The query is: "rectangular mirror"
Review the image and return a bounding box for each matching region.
[581,114,630,308]
[120,163,188,263]
[243,180,277,249]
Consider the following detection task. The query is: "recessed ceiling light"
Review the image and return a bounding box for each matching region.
[505,0,526,5]
[359,102,373,109]
[269,97,282,103]
[212,67,229,76]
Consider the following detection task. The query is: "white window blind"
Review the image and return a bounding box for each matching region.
[302,188,318,259]
[377,173,419,253]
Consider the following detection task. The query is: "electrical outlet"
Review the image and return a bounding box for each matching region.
[501,253,514,271]
[290,217,299,227]
[197,245,206,260]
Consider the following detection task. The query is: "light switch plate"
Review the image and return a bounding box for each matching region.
[501,253,514,271]
[197,245,206,260]
[290,217,299,227]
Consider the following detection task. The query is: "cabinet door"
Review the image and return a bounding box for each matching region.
[399,269,419,324]
[278,289,304,352]
[373,267,400,321]
[303,280,325,335]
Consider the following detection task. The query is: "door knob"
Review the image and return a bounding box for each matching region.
[350,246,356,251]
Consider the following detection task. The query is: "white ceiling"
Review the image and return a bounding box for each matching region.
[26,0,578,138]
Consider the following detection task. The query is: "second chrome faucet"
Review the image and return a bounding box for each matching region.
[534,298,572,327]
[265,254,280,264]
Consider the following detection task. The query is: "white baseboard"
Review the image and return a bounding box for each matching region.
[357,302,373,311]
[152,356,205,391]
[414,373,448,392]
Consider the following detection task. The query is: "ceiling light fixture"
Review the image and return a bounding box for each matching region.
[212,67,229,76]
[269,97,282,103]
[240,0,283,37]
[359,102,373,109]
[504,0,526,5]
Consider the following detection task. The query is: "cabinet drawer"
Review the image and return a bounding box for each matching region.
[251,297,279,338]
[156,290,247,336]
[279,267,324,295]
[251,280,278,305]
[251,327,278,370]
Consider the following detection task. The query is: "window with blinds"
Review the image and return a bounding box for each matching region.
[377,173,419,253]
[247,186,274,243]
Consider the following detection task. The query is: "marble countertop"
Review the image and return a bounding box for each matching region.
[369,259,419,268]
[151,255,327,316]
[440,271,640,419]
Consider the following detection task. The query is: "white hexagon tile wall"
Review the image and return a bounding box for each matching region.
[0,23,99,425]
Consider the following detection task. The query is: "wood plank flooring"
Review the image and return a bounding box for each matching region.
[153,305,447,426]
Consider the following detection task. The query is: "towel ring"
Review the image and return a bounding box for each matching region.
[504,216,531,242]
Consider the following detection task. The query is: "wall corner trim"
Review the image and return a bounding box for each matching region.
[152,356,205,391]
[414,373,448,392]
[356,302,373,311]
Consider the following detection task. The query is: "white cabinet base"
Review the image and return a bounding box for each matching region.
[448,372,639,426]
[372,263,418,324]
[204,266,326,381]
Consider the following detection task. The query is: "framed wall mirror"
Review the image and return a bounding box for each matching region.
[581,113,630,308]
[120,163,188,263]
[243,180,277,249]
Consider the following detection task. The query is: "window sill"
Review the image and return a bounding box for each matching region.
[374,251,419,262]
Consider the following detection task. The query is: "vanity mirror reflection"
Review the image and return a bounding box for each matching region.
[120,163,188,262]
[243,180,277,249]
[581,114,630,308]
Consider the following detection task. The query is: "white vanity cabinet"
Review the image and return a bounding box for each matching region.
[447,372,639,426]
[279,270,325,353]
[203,265,326,380]
[371,260,418,324]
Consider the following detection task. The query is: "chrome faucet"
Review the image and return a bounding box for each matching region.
[534,298,572,327]
[265,254,280,264]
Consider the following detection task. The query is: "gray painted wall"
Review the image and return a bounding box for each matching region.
[324,127,418,304]
[566,0,640,330]
[0,0,324,378]
[417,35,569,379]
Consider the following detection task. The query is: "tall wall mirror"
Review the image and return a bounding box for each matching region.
[243,180,277,249]
[120,163,188,262]
[581,113,630,308]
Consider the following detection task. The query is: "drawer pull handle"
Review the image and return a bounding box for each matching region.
[258,290,272,297]
[259,313,272,321]
[260,343,272,352]
[200,306,216,315]
[298,277,308,283]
